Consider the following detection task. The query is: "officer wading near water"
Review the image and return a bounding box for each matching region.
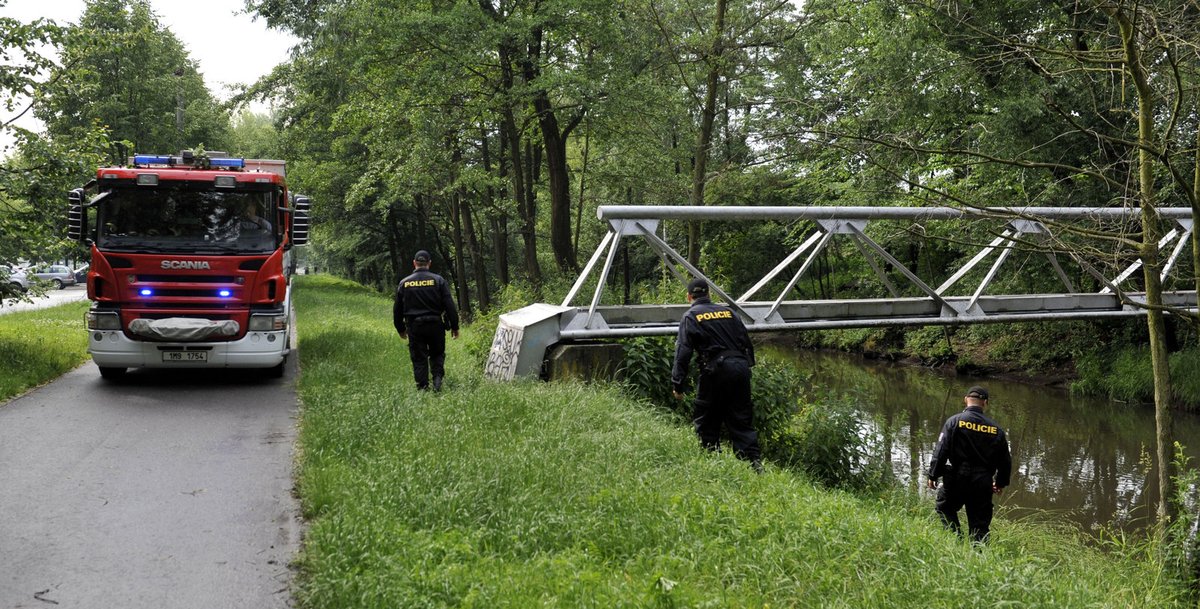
[394,250,459,391]
[927,386,1012,543]
[671,278,763,472]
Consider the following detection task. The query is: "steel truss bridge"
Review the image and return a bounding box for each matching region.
[484,205,1199,380]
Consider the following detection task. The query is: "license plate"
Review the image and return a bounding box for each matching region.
[162,351,208,362]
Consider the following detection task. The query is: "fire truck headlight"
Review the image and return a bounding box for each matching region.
[249,315,288,332]
[86,311,121,330]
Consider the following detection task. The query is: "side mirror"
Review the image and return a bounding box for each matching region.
[291,194,311,246]
[67,189,87,242]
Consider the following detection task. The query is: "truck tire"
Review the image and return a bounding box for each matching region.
[98,366,127,380]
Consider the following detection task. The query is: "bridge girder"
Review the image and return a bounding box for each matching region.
[485,206,1199,380]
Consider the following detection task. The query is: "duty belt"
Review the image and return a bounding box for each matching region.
[409,314,442,323]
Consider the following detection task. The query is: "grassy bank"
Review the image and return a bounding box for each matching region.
[0,300,90,402]
[292,275,1184,608]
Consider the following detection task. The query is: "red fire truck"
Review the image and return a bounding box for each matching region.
[67,150,311,380]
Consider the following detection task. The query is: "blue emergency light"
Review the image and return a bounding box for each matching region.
[132,153,246,169]
[139,288,153,296]
[133,155,173,165]
[217,289,232,298]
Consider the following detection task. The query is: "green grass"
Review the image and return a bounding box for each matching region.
[0,300,91,401]
[292,275,1185,608]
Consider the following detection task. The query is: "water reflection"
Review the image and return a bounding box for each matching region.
[778,348,1200,535]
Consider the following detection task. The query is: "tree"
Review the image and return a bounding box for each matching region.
[1,9,109,304]
[775,0,1200,519]
[37,0,230,163]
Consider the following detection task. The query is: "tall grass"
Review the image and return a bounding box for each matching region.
[0,300,90,402]
[292,275,1185,608]
[1073,345,1200,408]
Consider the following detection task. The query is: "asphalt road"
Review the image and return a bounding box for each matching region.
[0,360,302,608]
[0,284,89,315]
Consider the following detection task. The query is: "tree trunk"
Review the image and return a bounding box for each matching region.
[687,0,727,266]
[448,190,472,318]
[1192,106,1200,333]
[483,123,510,285]
[523,139,542,284]
[534,90,578,272]
[461,194,491,311]
[1110,6,1175,521]
[386,202,402,286]
[525,26,579,273]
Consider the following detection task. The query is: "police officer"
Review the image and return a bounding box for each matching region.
[394,250,460,391]
[671,278,762,471]
[927,386,1012,543]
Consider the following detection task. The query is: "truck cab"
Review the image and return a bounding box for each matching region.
[67,151,311,380]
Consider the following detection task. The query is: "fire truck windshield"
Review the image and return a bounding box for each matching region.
[96,184,281,254]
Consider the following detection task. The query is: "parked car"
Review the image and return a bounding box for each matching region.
[2,265,30,292]
[28,264,77,289]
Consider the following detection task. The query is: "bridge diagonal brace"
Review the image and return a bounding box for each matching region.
[1161,219,1193,283]
[968,230,1023,310]
[637,223,755,322]
[766,230,834,321]
[936,230,1013,295]
[1071,252,1126,302]
[1101,228,1179,294]
[845,223,956,315]
[739,230,825,302]
[562,229,617,307]
[849,233,901,298]
[1045,251,1077,293]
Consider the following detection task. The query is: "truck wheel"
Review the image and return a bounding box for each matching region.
[98,366,127,380]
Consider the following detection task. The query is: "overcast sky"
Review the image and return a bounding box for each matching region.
[0,0,299,150]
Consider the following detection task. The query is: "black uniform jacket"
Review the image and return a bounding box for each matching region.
[393,269,460,335]
[928,406,1012,487]
[671,296,755,394]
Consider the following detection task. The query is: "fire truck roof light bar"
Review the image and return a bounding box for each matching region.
[132,154,246,169]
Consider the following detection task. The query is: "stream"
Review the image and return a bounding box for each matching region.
[782,348,1200,536]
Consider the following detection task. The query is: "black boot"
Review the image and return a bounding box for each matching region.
[432,376,443,392]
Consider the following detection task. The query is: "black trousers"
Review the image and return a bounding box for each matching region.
[935,474,995,542]
[407,318,446,389]
[693,357,761,461]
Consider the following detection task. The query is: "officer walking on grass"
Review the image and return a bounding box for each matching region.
[394,250,459,391]
[671,278,762,472]
[927,385,1012,543]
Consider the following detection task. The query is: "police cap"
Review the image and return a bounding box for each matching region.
[687,278,709,297]
[414,250,431,263]
[966,385,989,400]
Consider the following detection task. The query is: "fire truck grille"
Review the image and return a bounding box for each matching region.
[136,275,238,283]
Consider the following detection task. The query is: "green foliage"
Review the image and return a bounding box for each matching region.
[292,274,1188,609]
[903,326,953,362]
[618,336,679,413]
[461,282,542,370]
[619,334,885,491]
[1164,444,1200,599]
[37,0,230,162]
[0,300,91,401]
[1,10,110,288]
[1072,345,1200,409]
[763,390,887,492]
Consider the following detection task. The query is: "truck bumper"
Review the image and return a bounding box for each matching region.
[89,330,290,369]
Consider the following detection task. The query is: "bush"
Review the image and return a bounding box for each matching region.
[763,391,887,491]
[1071,345,1200,408]
[617,336,679,414]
